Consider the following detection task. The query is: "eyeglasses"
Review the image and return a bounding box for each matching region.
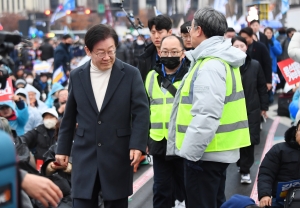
[160,50,183,57]
[94,50,116,58]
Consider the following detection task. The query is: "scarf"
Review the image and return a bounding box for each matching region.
[6,110,17,121]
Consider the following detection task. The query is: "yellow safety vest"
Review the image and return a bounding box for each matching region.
[175,58,250,151]
[145,70,181,141]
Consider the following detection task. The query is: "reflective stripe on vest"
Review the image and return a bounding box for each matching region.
[175,58,250,151]
[145,70,180,141]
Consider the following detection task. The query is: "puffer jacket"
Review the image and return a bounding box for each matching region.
[258,126,300,200]
[20,124,56,161]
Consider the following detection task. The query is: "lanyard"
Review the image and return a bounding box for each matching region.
[161,58,185,83]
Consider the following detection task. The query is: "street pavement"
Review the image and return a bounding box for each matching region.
[128,101,291,208]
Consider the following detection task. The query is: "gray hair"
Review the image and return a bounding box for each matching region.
[193,7,228,38]
[0,117,12,136]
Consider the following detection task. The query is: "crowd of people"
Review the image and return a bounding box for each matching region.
[1,5,300,208]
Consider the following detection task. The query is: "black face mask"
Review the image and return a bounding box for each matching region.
[160,57,181,70]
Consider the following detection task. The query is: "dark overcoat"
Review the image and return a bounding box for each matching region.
[240,55,269,145]
[56,58,149,200]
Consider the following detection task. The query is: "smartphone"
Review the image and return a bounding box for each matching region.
[53,161,61,166]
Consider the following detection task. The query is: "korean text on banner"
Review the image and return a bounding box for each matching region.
[0,78,13,102]
[276,179,300,202]
[277,58,300,85]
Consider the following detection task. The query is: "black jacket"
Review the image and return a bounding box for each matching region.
[32,78,49,100]
[258,126,300,200]
[247,40,273,84]
[116,43,130,64]
[258,32,270,50]
[240,55,268,144]
[54,43,71,73]
[148,59,189,156]
[20,124,56,160]
[39,42,54,61]
[137,43,159,82]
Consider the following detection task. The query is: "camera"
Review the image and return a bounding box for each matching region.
[0,31,22,89]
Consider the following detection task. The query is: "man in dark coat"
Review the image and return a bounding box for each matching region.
[53,35,73,75]
[137,15,172,82]
[240,27,273,92]
[250,20,269,50]
[258,122,300,207]
[55,24,149,208]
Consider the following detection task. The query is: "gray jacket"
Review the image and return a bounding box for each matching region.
[166,36,246,163]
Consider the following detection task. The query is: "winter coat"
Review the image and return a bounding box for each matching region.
[20,124,56,161]
[258,126,300,200]
[288,32,300,62]
[247,40,273,84]
[32,78,49,100]
[147,59,189,156]
[240,55,269,144]
[54,42,71,73]
[0,100,29,136]
[132,40,146,67]
[116,43,130,64]
[166,37,248,163]
[56,59,149,200]
[137,43,159,82]
[15,88,43,133]
[24,84,48,114]
[39,42,54,61]
[45,83,64,108]
[277,35,290,62]
[267,36,282,73]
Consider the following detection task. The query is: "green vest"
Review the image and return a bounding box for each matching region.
[175,58,250,151]
[145,70,181,141]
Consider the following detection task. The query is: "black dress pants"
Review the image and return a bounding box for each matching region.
[184,160,229,208]
[152,155,186,208]
[239,144,255,174]
[72,172,128,208]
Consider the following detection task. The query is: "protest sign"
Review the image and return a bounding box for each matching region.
[278,58,300,85]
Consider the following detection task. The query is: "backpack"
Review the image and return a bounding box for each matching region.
[0,131,20,208]
[284,187,300,208]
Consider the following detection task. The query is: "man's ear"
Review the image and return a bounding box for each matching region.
[168,29,173,35]
[84,46,91,57]
[158,49,162,57]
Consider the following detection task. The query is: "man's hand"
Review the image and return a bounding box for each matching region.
[55,155,69,167]
[22,173,63,207]
[130,149,142,166]
[50,162,67,170]
[12,95,20,102]
[267,83,272,91]
[261,111,267,119]
[259,196,272,207]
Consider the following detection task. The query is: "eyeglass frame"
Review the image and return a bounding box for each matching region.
[93,50,116,59]
[160,50,184,57]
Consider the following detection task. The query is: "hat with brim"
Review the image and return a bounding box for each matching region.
[42,108,59,119]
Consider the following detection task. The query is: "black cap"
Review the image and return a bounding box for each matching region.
[180,21,192,34]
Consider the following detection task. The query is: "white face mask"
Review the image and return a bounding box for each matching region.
[136,40,144,45]
[43,119,57,129]
[26,78,33,84]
